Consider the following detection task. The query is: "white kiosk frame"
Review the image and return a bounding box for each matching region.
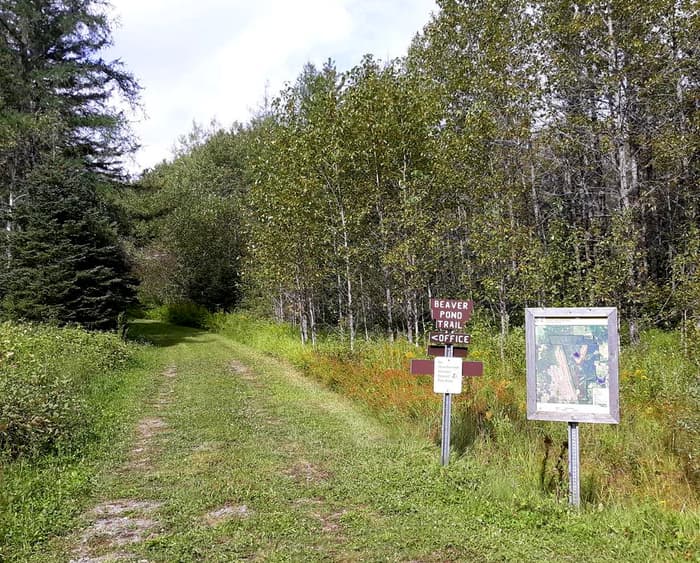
[525,307,620,506]
[526,307,620,424]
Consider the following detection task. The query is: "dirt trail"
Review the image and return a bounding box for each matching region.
[68,366,177,563]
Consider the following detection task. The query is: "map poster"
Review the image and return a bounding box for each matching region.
[525,308,620,424]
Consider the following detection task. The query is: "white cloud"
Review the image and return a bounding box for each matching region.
[106,0,436,172]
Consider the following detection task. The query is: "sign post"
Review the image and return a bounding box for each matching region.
[568,422,580,506]
[410,299,483,466]
[434,348,460,465]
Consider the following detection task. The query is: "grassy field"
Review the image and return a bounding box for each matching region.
[4,319,695,561]
[215,313,700,509]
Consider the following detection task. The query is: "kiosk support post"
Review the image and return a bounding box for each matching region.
[568,421,580,506]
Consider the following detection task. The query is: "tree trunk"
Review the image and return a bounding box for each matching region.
[339,221,355,350]
[308,295,317,348]
[375,202,394,341]
[6,191,14,267]
[385,284,394,342]
[359,273,369,341]
[499,280,509,362]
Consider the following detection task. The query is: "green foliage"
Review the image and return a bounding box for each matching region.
[125,0,699,345]
[0,322,156,560]
[0,159,136,329]
[0,321,133,458]
[0,0,140,328]
[129,123,247,311]
[147,302,212,329]
[0,0,139,168]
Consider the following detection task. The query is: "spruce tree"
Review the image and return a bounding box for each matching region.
[1,159,135,328]
[0,0,140,328]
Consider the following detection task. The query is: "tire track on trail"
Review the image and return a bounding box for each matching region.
[69,365,177,563]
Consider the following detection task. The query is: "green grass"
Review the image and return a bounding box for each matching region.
[0,323,164,561]
[11,320,698,561]
[216,314,700,510]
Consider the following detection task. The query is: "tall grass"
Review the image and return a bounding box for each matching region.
[0,322,134,458]
[216,313,700,509]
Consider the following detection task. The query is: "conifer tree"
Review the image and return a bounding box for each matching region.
[1,159,135,328]
[0,0,139,328]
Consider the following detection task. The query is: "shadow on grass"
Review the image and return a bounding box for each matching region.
[126,319,209,348]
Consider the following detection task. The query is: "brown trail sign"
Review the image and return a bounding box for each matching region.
[408,298,483,466]
[410,359,483,377]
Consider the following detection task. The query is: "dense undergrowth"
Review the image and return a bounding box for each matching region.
[214,312,700,510]
[0,321,153,558]
[0,322,133,458]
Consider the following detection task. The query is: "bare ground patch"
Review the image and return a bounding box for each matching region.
[202,504,251,526]
[319,509,348,534]
[91,500,163,517]
[135,417,168,439]
[284,460,332,484]
[146,366,177,409]
[227,359,257,382]
[121,417,168,471]
[70,499,163,562]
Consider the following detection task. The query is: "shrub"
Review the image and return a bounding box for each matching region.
[0,322,132,458]
[147,302,211,328]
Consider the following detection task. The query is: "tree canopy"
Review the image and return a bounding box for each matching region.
[137,0,699,346]
[3,1,699,342]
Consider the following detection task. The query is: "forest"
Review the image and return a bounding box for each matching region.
[134,0,700,352]
[1,0,698,348]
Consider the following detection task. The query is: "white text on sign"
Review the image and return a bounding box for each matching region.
[430,299,474,324]
[434,319,464,330]
[429,332,471,346]
[430,299,472,311]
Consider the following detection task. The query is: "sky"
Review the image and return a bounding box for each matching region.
[105,0,437,173]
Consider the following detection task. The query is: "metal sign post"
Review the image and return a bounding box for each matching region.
[440,344,454,466]
[409,298,483,466]
[441,392,451,466]
[568,422,580,506]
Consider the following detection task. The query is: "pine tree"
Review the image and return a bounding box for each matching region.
[1,159,136,329]
[0,0,140,328]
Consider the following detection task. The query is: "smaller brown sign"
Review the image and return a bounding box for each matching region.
[428,346,468,358]
[410,359,483,377]
[462,361,483,377]
[429,332,471,346]
[410,359,435,375]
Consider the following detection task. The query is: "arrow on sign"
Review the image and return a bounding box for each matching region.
[428,332,471,346]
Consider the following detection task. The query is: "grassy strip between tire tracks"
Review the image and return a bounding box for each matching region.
[18,321,700,561]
